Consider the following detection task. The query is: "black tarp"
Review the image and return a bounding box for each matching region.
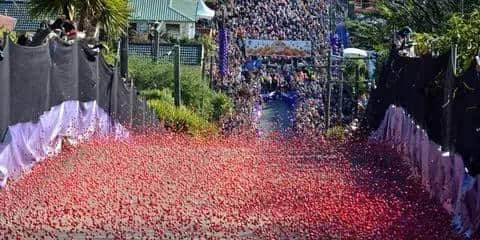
[367,50,480,175]
[453,65,480,174]
[0,38,159,141]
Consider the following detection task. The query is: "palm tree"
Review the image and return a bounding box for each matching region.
[28,0,131,39]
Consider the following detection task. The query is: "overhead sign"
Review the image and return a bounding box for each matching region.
[245,39,312,58]
[0,15,17,32]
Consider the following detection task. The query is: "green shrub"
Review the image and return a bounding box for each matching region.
[179,68,213,119]
[148,99,217,137]
[141,89,174,104]
[129,56,173,90]
[101,49,117,66]
[211,92,234,121]
[130,57,233,122]
[325,126,346,140]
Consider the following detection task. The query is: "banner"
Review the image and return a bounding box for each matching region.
[245,39,311,57]
[0,15,17,32]
[218,26,228,77]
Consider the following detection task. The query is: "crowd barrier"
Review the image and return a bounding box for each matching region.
[371,105,480,238]
[368,49,480,237]
[0,37,159,187]
[367,50,480,173]
[129,43,203,65]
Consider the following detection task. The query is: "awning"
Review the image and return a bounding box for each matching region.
[196,0,215,20]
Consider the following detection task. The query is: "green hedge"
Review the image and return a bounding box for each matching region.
[141,89,174,104]
[211,92,234,121]
[131,56,233,121]
[325,126,346,140]
[148,100,217,136]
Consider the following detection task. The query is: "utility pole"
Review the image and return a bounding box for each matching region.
[151,22,160,62]
[325,3,335,129]
[174,45,181,107]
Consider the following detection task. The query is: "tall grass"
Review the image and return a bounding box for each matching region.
[130,56,233,122]
[148,100,218,137]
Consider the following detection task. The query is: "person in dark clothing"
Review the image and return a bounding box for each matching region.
[63,20,76,37]
[30,21,52,46]
[17,34,31,46]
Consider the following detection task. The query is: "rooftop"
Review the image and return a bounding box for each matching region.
[130,0,197,22]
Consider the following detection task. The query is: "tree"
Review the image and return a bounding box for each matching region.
[346,0,480,72]
[415,9,480,72]
[28,0,131,39]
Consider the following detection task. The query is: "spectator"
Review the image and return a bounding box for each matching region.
[217,0,336,133]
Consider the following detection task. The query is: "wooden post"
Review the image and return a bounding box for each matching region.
[442,46,456,152]
[152,27,159,62]
[355,64,360,118]
[326,51,332,129]
[174,45,181,107]
[202,48,207,81]
[325,3,335,130]
[209,55,214,89]
[129,81,135,129]
[339,66,344,121]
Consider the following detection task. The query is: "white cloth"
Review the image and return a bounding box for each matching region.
[371,104,479,235]
[0,100,128,188]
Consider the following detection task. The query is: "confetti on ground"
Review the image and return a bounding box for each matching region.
[0,133,459,239]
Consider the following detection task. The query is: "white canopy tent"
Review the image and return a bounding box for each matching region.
[343,48,368,59]
[196,0,215,20]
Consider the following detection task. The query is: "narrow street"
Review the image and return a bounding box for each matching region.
[258,98,294,134]
[0,133,458,239]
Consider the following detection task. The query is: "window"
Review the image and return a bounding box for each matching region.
[166,24,180,34]
[129,23,137,31]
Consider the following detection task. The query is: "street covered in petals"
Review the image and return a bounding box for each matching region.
[0,133,459,239]
[2,0,480,238]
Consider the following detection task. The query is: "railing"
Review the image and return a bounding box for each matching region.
[129,43,203,65]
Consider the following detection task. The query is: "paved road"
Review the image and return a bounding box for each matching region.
[0,133,459,239]
[258,98,294,134]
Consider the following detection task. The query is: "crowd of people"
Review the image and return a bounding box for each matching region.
[215,0,332,134]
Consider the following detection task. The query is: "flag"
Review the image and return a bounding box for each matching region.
[218,25,228,77]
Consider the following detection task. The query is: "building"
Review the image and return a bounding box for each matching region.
[0,0,43,33]
[1,0,214,40]
[129,0,214,41]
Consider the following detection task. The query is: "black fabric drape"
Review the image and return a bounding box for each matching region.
[0,38,158,142]
[367,50,480,175]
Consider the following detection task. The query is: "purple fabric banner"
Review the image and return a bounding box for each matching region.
[218,26,228,77]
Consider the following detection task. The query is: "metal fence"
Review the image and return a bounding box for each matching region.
[129,43,203,65]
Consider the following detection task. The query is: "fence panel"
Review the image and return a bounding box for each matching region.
[367,50,480,174]
[129,43,203,65]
